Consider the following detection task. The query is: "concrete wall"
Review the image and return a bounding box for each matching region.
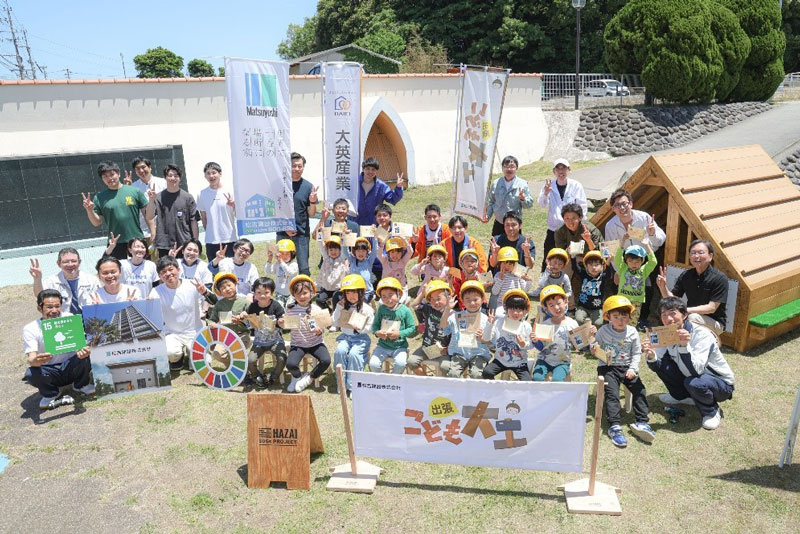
[0,74,544,198]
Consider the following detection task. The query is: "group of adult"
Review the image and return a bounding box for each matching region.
[23,152,731,425]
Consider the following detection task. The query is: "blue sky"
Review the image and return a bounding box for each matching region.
[1,0,318,80]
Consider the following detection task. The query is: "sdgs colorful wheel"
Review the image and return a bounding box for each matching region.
[191,325,248,389]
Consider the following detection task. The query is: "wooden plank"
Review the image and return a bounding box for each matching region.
[725,229,800,275]
[654,145,766,168]
[669,159,780,186]
[679,167,785,193]
[748,262,800,291]
[559,479,622,515]
[749,283,800,317]
[703,201,800,246]
[747,314,800,347]
[683,179,800,219]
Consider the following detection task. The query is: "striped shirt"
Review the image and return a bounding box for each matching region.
[285,302,325,348]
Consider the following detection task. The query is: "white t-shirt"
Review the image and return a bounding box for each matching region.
[132,176,167,237]
[23,315,77,366]
[179,259,213,286]
[217,257,259,295]
[196,186,238,244]
[120,259,159,298]
[149,282,204,337]
[94,283,142,304]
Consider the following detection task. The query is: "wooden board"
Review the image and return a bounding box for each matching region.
[327,461,384,494]
[685,179,800,220]
[247,393,323,490]
[725,228,800,276]
[558,478,622,515]
[702,200,800,247]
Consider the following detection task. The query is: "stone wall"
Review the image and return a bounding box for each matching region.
[573,102,771,156]
[779,150,800,188]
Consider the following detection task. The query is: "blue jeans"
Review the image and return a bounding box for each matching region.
[278,232,310,275]
[369,345,407,374]
[25,355,91,398]
[334,334,371,391]
[532,360,570,381]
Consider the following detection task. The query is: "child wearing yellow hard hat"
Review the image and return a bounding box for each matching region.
[265,238,299,307]
[531,285,580,382]
[332,274,375,396]
[406,279,453,375]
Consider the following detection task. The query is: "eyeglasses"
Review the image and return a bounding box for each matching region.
[689,250,708,256]
[502,165,517,170]
[613,201,631,210]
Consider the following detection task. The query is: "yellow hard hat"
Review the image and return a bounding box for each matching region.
[376,277,403,294]
[340,274,366,292]
[459,248,479,265]
[459,280,486,299]
[289,274,316,294]
[385,237,406,253]
[213,272,239,296]
[502,288,530,309]
[583,250,604,264]
[498,246,519,263]
[353,237,372,251]
[324,234,342,247]
[424,279,451,299]
[546,248,569,263]
[426,244,448,260]
[602,295,635,319]
[276,239,296,253]
[539,284,567,305]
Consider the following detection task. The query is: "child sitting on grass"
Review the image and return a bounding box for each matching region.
[282,275,331,393]
[246,277,286,389]
[490,246,532,311]
[264,239,299,307]
[531,285,579,381]
[483,289,533,380]
[614,235,657,327]
[574,250,612,328]
[343,237,378,303]
[332,274,375,396]
[440,281,492,378]
[592,295,653,448]
[371,203,394,281]
[369,277,416,374]
[406,280,452,376]
[316,234,349,311]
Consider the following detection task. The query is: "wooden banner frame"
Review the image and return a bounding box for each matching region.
[247,393,323,490]
[779,382,800,468]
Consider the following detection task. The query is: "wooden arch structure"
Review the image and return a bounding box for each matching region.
[591,145,800,352]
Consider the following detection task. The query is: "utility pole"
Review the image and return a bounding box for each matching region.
[22,28,35,79]
[2,0,26,78]
[64,68,71,79]
[120,52,127,78]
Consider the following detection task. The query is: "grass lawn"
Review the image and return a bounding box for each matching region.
[1,161,799,533]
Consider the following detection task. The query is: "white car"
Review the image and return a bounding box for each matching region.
[584,79,630,97]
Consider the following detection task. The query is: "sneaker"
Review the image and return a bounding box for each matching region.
[347,389,352,400]
[636,319,650,332]
[702,408,723,430]
[659,393,695,406]
[629,422,655,443]
[286,376,299,393]
[294,374,313,393]
[74,383,96,396]
[608,425,628,448]
[254,373,266,390]
[169,357,184,371]
[39,395,58,410]
[41,394,74,411]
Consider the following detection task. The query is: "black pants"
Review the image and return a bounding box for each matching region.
[482,360,531,381]
[316,288,341,311]
[491,219,505,239]
[251,343,287,380]
[206,242,235,260]
[541,229,556,271]
[598,365,649,426]
[107,241,130,260]
[287,343,331,379]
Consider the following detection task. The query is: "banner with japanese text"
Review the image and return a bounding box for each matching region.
[321,62,362,210]
[452,67,509,218]
[351,372,588,472]
[225,58,295,235]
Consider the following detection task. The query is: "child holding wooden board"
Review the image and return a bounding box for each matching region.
[440,281,493,378]
[282,275,331,393]
[332,275,375,396]
[369,277,416,374]
[531,285,579,381]
[483,289,534,381]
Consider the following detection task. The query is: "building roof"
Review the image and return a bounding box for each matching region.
[289,44,402,66]
[591,144,798,291]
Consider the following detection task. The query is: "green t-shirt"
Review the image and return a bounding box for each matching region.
[93,185,148,243]
[614,247,657,303]
[207,296,250,336]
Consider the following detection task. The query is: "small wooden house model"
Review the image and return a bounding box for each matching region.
[591,145,800,352]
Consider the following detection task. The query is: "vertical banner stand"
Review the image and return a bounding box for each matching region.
[779,382,800,468]
[327,365,384,493]
[558,376,623,515]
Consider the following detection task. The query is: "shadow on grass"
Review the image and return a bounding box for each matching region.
[364,480,564,500]
[19,392,86,425]
[711,464,800,492]
[737,329,800,358]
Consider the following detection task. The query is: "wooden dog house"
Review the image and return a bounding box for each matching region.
[591,145,800,352]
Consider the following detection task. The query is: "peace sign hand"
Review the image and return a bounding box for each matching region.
[487,309,496,324]
[396,172,405,189]
[309,185,318,204]
[29,258,42,280]
[490,237,500,255]
[123,170,133,185]
[213,244,227,266]
[126,288,138,301]
[521,237,532,253]
[107,232,121,249]
[544,178,553,196]
[647,214,656,236]
[190,278,208,295]
[518,188,526,201]
[81,192,95,211]
[656,265,667,291]
[321,205,330,221]
[147,183,157,202]
[168,243,183,258]
[224,193,235,209]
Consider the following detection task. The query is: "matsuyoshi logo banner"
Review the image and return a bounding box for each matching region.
[351,372,588,472]
[225,58,295,235]
[452,67,509,218]
[322,62,362,210]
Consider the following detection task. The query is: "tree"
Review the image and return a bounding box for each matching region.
[84,317,120,347]
[604,0,724,103]
[783,0,800,73]
[218,66,225,77]
[187,59,215,78]
[709,1,751,102]
[350,29,405,73]
[401,33,449,73]
[133,47,184,78]
[277,16,318,60]
[720,0,785,101]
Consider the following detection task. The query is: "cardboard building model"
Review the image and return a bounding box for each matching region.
[591,145,800,352]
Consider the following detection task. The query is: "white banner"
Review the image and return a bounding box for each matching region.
[352,372,588,473]
[322,62,362,209]
[452,67,509,218]
[225,58,295,235]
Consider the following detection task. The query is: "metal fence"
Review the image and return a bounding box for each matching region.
[541,73,645,110]
[770,72,800,102]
